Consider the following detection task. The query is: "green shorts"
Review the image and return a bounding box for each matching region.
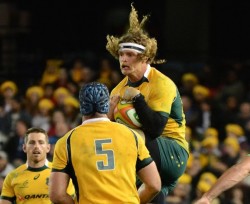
[156,136,189,195]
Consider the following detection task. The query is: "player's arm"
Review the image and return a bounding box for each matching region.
[195,155,250,204]
[49,135,74,204]
[0,172,15,204]
[123,87,167,139]
[137,161,161,204]
[135,133,161,204]
[49,171,74,204]
[0,199,12,204]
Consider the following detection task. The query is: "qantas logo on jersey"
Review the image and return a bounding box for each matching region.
[24,194,49,199]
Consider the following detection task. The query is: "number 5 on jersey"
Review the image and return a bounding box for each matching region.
[95,139,115,171]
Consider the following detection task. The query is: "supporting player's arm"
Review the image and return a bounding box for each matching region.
[195,155,250,204]
[0,200,12,204]
[108,94,120,120]
[49,172,74,204]
[137,161,161,204]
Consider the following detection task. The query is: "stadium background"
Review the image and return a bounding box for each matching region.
[0,1,250,81]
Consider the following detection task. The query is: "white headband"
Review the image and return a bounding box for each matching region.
[119,42,145,53]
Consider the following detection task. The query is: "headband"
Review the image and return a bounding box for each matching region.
[119,42,145,53]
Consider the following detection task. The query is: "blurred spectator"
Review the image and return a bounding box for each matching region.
[3,119,29,167]
[193,172,219,204]
[96,57,122,91]
[215,69,245,105]
[53,87,70,108]
[166,173,192,204]
[230,187,244,204]
[31,98,54,132]
[55,68,70,88]
[193,85,210,104]
[0,151,14,178]
[182,94,199,129]
[47,121,70,161]
[0,132,7,150]
[225,123,248,148]
[77,66,96,88]
[69,58,87,83]
[237,101,250,140]
[25,85,44,116]
[48,109,67,136]
[40,59,63,86]
[42,83,56,101]
[195,99,220,138]
[0,81,18,114]
[63,96,81,128]
[180,73,199,96]
[55,68,79,97]
[217,95,240,140]
[219,137,241,171]
[2,95,31,137]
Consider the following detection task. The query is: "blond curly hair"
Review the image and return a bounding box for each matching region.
[106,4,165,64]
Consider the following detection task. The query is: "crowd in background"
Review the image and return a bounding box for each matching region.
[0,56,250,204]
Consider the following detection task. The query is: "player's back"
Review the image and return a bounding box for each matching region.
[67,119,144,204]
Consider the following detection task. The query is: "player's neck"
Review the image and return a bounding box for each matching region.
[27,159,47,168]
[83,113,108,120]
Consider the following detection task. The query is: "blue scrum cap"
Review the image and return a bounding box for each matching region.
[79,82,110,115]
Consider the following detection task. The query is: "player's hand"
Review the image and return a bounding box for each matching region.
[107,94,120,120]
[194,197,210,204]
[110,94,120,107]
[123,87,140,101]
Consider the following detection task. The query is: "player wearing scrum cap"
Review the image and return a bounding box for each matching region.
[49,82,161,204]
[107,4,189,204]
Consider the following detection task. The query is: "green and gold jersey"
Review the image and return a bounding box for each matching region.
[52,118,153,204]
[111,66,189,153]
[0,161,75,204]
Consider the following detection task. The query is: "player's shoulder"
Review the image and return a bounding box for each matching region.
[148,67,176,90]
[47,161,53,168]
[111,77,127,94]
[149,67,175,85]
[57,127,79,143]
[15,163,27,172]
[109,121,137,135]
[6,163,27,178]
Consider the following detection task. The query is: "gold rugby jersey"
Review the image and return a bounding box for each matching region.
[111,65,189,153]
[52,118,152,204]
[0,160,75,204]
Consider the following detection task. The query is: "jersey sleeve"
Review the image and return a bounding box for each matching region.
[134,131,153,171]
[52,136,68,172]
[0,172,16,202]
[52,135,76,199]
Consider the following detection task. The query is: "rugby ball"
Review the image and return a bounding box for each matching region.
[114,100,142,128]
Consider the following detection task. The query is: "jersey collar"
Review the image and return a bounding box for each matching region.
[26,159,50,171]
[82,117,110,125]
